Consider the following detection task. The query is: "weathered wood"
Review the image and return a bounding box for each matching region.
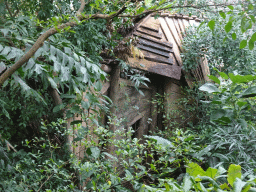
[142,51,174,65]
[101,64,112,73]
[165,17,183,52]
[159,17,182,66]
[148,86,158,134]
[173,18,183,40]
[137,27,162,39]
[108,64,121,155]
[139,38,173,53]
[134,32,173,48]
[140,25,159,33]
[128,57,181,80]
[200,56,210,82]
[177,18,186,35]
[137,44,170,58]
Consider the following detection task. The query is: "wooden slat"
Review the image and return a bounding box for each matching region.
[137,44,170,58]
[134,32,173,48]
[159,17,182,66]
[165,17,183,52]
[182,19,190,30]
[177,18,186,35]
[142,50,174,65]
[139,39,173,53]
[173,18,183,40]
[128,57,182,80]
[137,27,162,39]
[141,25,159,33]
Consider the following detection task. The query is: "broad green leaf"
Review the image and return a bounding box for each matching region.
[218,72,229,79]
[211,109,232,124]
[227,164,241,187]
[205,167,218,179]
[241,86,256,98]
[225,22,233,33]
[220,183,230,190]
[199,83,220,93]
[208,75,220,84]
[219,11,226,19]
[239,40,247,49]
[251,32,256,42]
[81,100,90,110]
[186,162,205,178]
[182,174,192,192]
[136,7,145,14]
[228,5,234,10]
[145,135,174,148]
[228,73,256,83]
[248,4,254,10]
[237,101,247,107]
[53,103,65,113]
[232,33,237,40]
[249,39,254,50]
[233,178,247,192]
[208,20,215,31]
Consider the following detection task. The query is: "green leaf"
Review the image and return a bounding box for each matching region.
[225,22,233,33]
[227,164,241,187]
[228,5,234,10]
[249,39,254,50]
[186,162,205,178]
[208,75,220,84]
[70,120,82,125]
[53,103,65,113]
[219,11,226,19]
[241,86,256,98]
[248,4,254,10]
[233,178,247,192]
[228,73,256,83]
[232,33,237,40]
[251,32,256,42]
[182,174,192,192]
[205,167,218,179]
[144,135,174,148]
[237,101,247,107]
[81,100,90,110]
[218,72,229,79]
[239,40,247,49]
[199,83,220,93]
[220,183,230,190]
[208,20,215,31]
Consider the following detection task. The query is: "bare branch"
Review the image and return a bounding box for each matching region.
[4,1,13,17]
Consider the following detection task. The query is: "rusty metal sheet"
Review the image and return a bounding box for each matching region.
[137,44,170,58]
[139,39,173,53]
[136,27,162,39]
[134,32,173,48]
[128,57,181,80]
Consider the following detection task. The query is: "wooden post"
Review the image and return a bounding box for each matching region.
[108,64,121,155]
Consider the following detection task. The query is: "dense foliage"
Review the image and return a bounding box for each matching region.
[1,0,256,191]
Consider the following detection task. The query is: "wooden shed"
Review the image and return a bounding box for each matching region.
[67,13,210,159]
[104,13,210,139]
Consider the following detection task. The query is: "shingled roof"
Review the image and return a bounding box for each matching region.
[128,13,210,87]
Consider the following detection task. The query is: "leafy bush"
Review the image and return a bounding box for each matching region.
[196,71,256,172]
